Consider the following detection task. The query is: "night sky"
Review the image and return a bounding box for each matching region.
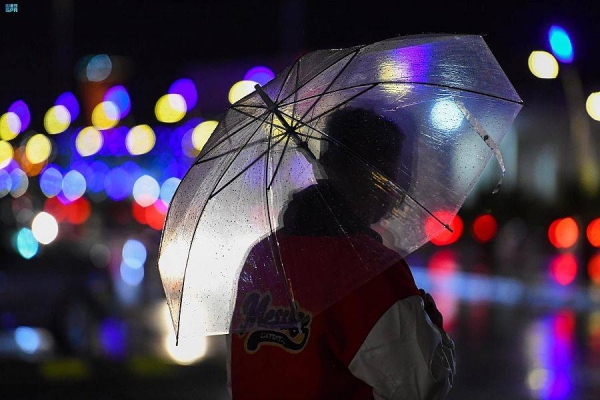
[2,0,599,122]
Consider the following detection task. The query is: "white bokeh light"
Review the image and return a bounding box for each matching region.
[31,212,59,245]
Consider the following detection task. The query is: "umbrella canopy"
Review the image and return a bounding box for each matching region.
[158,34,522,340]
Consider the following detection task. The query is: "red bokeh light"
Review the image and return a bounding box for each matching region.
[472,214,497,243]
[588,254,600,284]
[549,253,578,285]
[132,202,147,225]
[66,197,91,224]
[548,217,579,249]
[425,211,463,246]
[587,218,600,248]
[145,203,166,230]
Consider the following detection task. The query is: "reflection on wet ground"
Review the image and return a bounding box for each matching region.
[3,246,600,399]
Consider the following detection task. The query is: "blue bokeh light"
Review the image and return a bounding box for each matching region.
[62,170,87,201]
[169,78,198,110]
[55,92,80,121]
[14,326,40,354]
[16,228,38,259]
[548,25,574,63]
[120,260,144,286]
[88,161,109,193]
[0,169,11,198]
[122,239,147,269]
[8,100,30,133]
[160,177,181,204]
[39,167,63,197]
[244,66,275,86]
[104,167,133,201]
[104,86,131,118]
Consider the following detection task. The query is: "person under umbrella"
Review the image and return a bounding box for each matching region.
[227,107,456,399]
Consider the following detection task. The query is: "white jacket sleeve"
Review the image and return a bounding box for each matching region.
[348,295,455,400]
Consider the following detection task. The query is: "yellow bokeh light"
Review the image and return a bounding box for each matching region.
[76,127,104,156]
[155,94,187,123]
[0,112,21,141]
[126,125,156,155]
[44,106,71,135]
[228,80,258,104]
[586,92,600,121]
[528,51,559,79]
[0,141,14,169]
[25,134,52,164]
[92,101,120,130]
[192,120,218,152]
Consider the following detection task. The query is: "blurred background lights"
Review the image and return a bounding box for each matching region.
[160,177,180,205]
[104,86,131,119]
[122,239,147,269]
[169,79,197,110]
[549,253,578,286]
[25,134,52,164]
[8,100,30,132]
[86,54,112,82]
[425,211,464,246]
[472,214,498,243]
[586,92,600,121]
[10,168,28,197]
[44,105,71,135]
[126,125,155,155]
[133,175,160,207]
[120,260,144,286]
[15,228,38,259]
[192,120,218,152]
[104,167,132,201]
[155,94,187,123]
[588,254,600,284]
[92,101,120,130]
[0,141,14,169]
[430,99,463,131]
[0,169,11,198]
[55,91,80,121]
[76,127,104,156]
[32,211,59,245]
[548,25,574,63]
[228,80,258,104]
[244,66,275,86]
[0,112,21,141]
[39,167,63,197]
[62,170,86,201]
[528,51,559,79]
[14,326,41,354]
[587,218,600,247]
[548,217,579,249]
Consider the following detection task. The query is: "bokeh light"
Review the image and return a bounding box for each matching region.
[588,254,600,284]
[10,168,28,197]
[155,94,187,123]
[426,211,464,246]
[472,214,498,243]
[586,92,600,122]
[549,253,578,286]
[169,79,197,110]
[548,25,574,63]
[244,66,275,86]
[228,80,257,104]
[105,167,133,201]
[44,106,71,135]
[104,86,131,119]
[32,212,59,245]
[55,91,80,121]
[126,125,155,155]
[548,217,579,249]
[192,120,218,152]
[146,202,167,230]
[92,102,120,130]
[25,134,52,164]
[39,167,63,198]
[122,239,147,269]
[587,218,600,248]
[75,127,104,156]
[0,169,11,198]
[133,175,159,207]
[120,260,144,286]
[0,141,14,169]
[160,177,180,205]
[528,51,559,79]
[0,112,21,141]
[15,228,38,259]
[62,170,86,201]
[8,100,30,132]
[86,54,112,82]
[430,99,463,131]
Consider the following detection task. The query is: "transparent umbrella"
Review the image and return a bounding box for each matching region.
[158,34,522,341]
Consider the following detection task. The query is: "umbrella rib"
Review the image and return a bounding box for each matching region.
[230,106,287,131]
[195,108,270,164]
[267,133,293,190]
[275,57,302,103]
[207,132,288,201]
[263,116,300,326]
[280,107,453,232]
[193,138,270,165]
[278,45,367,106]
[280,81,523,108]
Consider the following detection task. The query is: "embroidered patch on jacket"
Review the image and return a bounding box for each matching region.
[237,292,311,354]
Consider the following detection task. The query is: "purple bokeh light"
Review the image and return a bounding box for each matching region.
[8,100,30,133]
[169,78,198,110]
[55,92,80,121]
